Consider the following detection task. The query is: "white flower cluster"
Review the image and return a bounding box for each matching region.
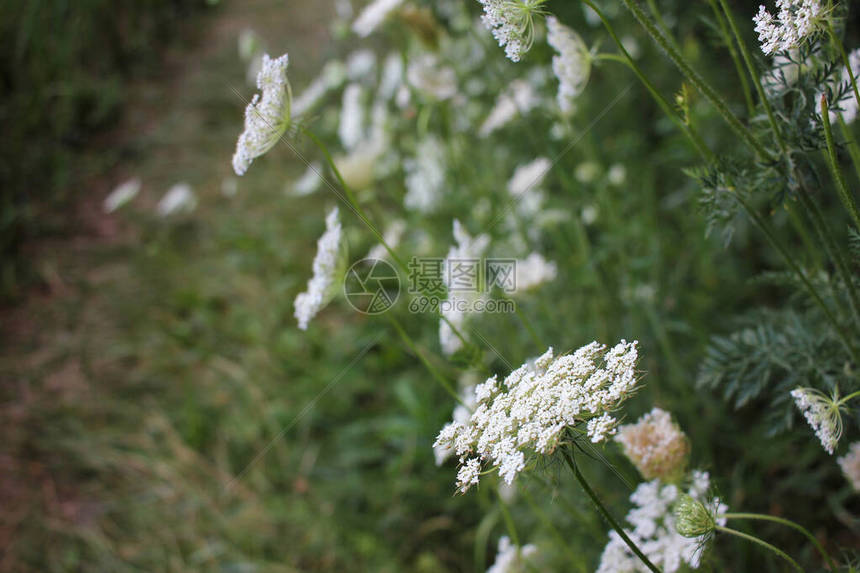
[406,53,458,101]
[291,60,346,118]
[339,83,366,151]
[597,471,727,573]
[434,381,478,466]
[753,0,824,55]
[615,407,690,480]
[434,341,640,492]
[104,178,141,213]
[404,136,447,213]
[838,442,860,492]
[477,0,546,62]
[546,16,591,114]
[157,183,197,217]
[791,387,841,454]
[352,0,404,38]
[514,253,557,292]
[294,207,344,330]
[438,220,490,356]
[479,80,538,137]
[507,157,551,197]
[486,536,538,573]
[233,53,292,176]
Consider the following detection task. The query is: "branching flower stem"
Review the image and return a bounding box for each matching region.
[581,0,714,162]
[714,525,803,572]
[387,315,461,403]
[562,447,662,573]
[821,95,860,230]
[722,513,836,570]
[619,0,775,163]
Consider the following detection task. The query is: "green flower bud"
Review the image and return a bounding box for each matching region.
[674,494,716,538]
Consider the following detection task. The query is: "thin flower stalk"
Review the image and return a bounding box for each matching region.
[722,513,836,570]
[562,449,662,573]
[619,0,775,162]
[707,0,755,116]
[579,1,714,163]
[714,525,803,572]
[820,94,860,231]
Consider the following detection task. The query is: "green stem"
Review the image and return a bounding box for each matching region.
[562,449,662,573]
[715,525,803,572]
[716,0,787,153]
[388,315,461,403]
[821,95,860,231]
[794,183,860,326]
[838,114,860,185]
[708,0,755,116]
[723,513,836,570]
[826,21,860,112]
[733,193,859,361]
[305,128,473,351]
[582,2,714,162]
[838,389,860,405]
[619,0,775,162]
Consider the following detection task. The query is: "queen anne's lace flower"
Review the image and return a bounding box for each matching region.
[753,0,824,55]
[438,221,490,356]
[838,442,860,491]
[404,136,446,213]
[615,407,690,480]
[487,536,538,573]
[791,387,843,454]
[434,341,640,491]
[352,0,404,38]
[157,183,197,217]
[597,471,727,573]
[546,16,591,114]
[514,253,557,292]
[233,53,292,176]
[294,207,344,330]
[478,0,547,62]
[104,178,141,213]
[479,80,538,137]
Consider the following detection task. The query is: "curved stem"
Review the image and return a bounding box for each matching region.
[715,525,803,572]
[562,448,662,573]
[582,1,714,162]
[838,389,860,405]
[388,315,461,402]
[821,95,860,231]
[708,0,755,116]
[619,0,775,162]
[723,513,836,570]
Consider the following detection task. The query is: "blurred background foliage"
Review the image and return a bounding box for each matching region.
[0,0,209,298]
[0,0,858,572]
